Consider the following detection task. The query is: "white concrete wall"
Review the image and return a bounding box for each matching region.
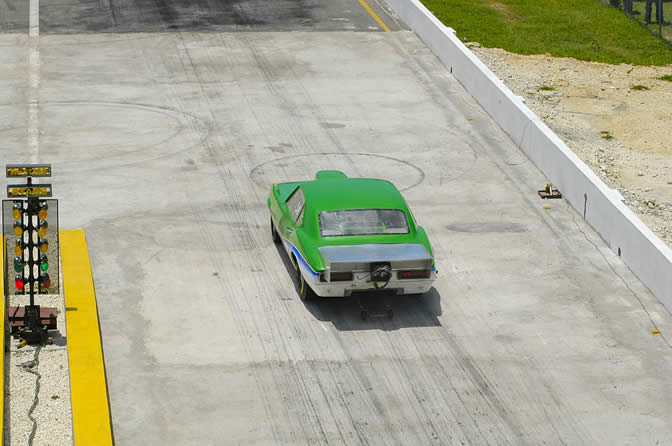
[385,0,672,311]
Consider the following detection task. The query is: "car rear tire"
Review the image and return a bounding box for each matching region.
[271,217,280,244]
[297,270,315,301]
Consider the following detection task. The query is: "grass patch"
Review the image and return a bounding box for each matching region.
[630,2,672,44]
[659,74,672,82]
[600,130,614,140]
[631,84,649,90]
[422,0,672,65]
[538,85,555,91]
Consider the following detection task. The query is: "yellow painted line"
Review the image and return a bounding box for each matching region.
[60,230,113,446]
[1,236,4,445]
[358,0,391,32]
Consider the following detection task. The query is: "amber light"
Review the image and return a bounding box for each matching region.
[38,201,48,219]
[13,221,24,236]
[330,272,353,282]
[14,239,25,256]
[38,219,48,237]
[12,202,22,219]
[398,270,431,280]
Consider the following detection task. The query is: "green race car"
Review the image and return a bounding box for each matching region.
[268,170,437,299]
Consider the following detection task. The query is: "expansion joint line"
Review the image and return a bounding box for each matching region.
[19,343,43,446]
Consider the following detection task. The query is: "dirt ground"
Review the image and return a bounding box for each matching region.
[468,43,672,243]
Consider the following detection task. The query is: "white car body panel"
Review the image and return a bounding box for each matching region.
[282,236,437,297]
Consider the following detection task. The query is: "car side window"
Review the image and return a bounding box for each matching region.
[296,205,305,226]
[287,187,305,225]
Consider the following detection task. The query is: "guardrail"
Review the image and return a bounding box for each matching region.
[385,0,672,312]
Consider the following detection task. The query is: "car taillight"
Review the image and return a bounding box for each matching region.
[330,272,353,282]
[398,270,430,280]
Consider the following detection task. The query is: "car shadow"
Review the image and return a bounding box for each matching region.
[273,242,442,331]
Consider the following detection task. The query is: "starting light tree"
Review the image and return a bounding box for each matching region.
[3,164,59,343]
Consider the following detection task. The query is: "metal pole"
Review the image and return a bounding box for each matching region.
[27,179,35,309]
[659,0,663,38]
[23,179,43,342]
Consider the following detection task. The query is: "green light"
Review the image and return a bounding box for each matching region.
[40,253,49,271]
[14,256,23,273]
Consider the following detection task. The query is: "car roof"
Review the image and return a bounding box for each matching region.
[298,177,408,213]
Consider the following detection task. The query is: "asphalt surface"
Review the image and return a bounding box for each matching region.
[1,0,405,33]
[2,1,672,445]
[0,0,28,32]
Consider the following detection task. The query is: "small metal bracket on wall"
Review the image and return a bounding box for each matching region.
[538,184,562,199]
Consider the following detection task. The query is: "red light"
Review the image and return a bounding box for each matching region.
[15,275,25,290]
[398,270,430,280]
[40,273,51,289]
[330,272,353,282]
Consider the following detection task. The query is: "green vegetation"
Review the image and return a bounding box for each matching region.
[538,85,555,91]
[659,74,672,81]
[421,0,672,65]
[600,130,614,140]
[630,84,649,90]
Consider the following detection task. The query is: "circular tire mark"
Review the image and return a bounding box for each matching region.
[249,152,426,192]
[0,101,211,171]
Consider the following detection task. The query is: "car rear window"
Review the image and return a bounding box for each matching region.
[318,209,409,237]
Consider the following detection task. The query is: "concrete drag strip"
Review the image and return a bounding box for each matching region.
[1,22,671,446]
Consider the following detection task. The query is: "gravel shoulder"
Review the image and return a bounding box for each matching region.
[4,292,72,446]
[468,43,672,243]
